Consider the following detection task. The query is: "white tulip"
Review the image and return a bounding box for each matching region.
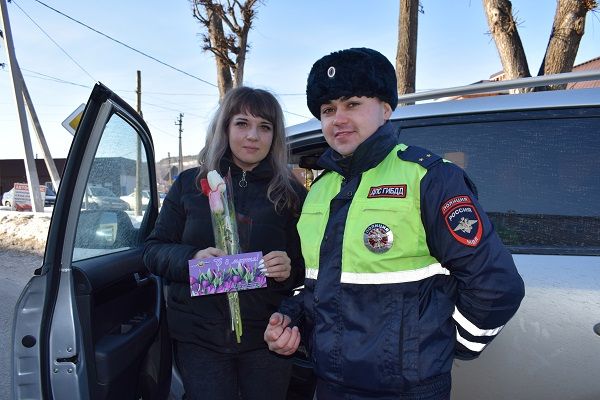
[207,170,226,193]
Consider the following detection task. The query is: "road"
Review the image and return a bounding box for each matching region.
[0,248,42,400]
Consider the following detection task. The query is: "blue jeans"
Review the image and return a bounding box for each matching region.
[174,341,293,400]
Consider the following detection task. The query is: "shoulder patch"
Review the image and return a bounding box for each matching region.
[397,146,442,169]
[441,195,483,247]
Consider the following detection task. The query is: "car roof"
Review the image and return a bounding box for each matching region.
[286,86,600,138]
[285,70,600,163]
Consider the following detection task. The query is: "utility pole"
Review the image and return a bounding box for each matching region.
[176,113,184,174]
[1,0,43,211]
[20,67,61,192]
[167,152,172,185]
[135,70,143,216]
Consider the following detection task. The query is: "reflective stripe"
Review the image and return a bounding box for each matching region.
[456,328,486,352]
[306,268,318,280]
[305,263,449,284]
[453,307,504,337]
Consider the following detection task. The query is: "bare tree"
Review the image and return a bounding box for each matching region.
[191,0,259,100]
[537,0,597,88]
[396,0,421,96]
[483,0,597,90]
[482,0,530,81]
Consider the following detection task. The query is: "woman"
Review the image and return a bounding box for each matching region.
[144,87,306,399]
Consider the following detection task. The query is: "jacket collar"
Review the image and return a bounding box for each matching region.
[220,152,274,183]
[317,121,398,179]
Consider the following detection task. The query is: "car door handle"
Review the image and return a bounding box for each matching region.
[134,272,151,287]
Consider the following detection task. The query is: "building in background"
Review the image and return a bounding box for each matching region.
[155,154,198,193]
[1,157,140,198]
[568,56,600,89]
[0,158,66,197]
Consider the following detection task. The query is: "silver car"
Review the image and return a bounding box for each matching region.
[120,189,151,211]
[2,188,14,207]
[84,186,130,211]
[11,71,600,399]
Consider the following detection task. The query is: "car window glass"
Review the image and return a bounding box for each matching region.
[73,113,151,261]
[396,113,600,255]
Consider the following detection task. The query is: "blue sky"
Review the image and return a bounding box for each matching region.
[1,0,599,162]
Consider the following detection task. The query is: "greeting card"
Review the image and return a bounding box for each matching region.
[188,251,266,297]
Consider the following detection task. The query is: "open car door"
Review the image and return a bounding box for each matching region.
[12,83,171,400]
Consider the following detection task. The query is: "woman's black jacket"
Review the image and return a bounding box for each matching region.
[143,158,306,353]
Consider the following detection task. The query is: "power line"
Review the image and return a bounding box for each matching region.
[145,121,179,139]
[20,68,91,88]
[143,92,216,111]
[12,67,205,115]
[4,1,310,121]
[282,109,310,119]
[10,67,311,120]
[12,0,96,82]
[135,99,204,118]
[29,0,218,88]
[126,90,218,96]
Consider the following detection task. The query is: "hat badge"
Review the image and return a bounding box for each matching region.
[327,66,336,78]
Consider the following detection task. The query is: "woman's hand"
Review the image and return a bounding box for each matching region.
[260,251,291,282]
[193,247,226,260]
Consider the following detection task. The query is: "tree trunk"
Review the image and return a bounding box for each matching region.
[537,0,596,89]
[191,0,258,99]
[396,0,419,97]
[233,30,246,87]
[232,17,252,88]
[207,7,233,100]
[482,0,530,92]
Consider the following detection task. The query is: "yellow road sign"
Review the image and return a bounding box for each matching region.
[61,103,86,135]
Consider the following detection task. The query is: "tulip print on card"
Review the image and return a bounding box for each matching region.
[188,251,266,297]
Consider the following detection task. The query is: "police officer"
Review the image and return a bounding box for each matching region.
[264,48,525,399]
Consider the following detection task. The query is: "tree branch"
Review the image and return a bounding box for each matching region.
[537,0,597,87]
[190,0,259,96]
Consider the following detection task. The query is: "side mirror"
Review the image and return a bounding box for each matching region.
[74,210,135,249]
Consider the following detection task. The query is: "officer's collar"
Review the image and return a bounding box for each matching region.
[318,121,398,178]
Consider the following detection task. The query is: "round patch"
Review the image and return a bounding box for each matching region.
[363,223,394,253]
[327,66,336,78]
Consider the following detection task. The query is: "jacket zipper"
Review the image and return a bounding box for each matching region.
[239,171,248,188]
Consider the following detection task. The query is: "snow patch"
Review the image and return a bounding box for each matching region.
[0,211,51,254]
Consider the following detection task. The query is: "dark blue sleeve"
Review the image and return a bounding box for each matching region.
[143,174,200,283]
[279,290,305,327]
[420,161,525,360]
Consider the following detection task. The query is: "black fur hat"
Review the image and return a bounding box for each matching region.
[306,47,398,119]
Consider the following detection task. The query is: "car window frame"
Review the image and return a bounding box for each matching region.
[393,106,600,256]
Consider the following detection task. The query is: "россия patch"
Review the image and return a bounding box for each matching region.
[441,195,482,247]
